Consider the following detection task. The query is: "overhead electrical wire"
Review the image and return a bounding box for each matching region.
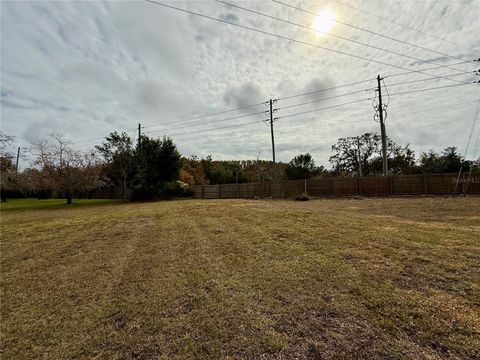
[384,71,476,88]
[144,0,477,86]
[389,98,480,118]
[333,0,476,52]
[142,88,373,133]
[386,83,470,97]
[145,109,266,134]
[141,101,265,130]
[147,98,370,139]
[272,0,474,64]
[385,61,476,78]
[217,0,469,74]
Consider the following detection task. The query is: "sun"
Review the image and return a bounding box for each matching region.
[312,8,336,34]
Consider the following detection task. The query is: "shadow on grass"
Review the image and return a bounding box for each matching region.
[0,198,128,211]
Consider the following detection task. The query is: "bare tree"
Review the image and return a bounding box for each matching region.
[33,134,101,204]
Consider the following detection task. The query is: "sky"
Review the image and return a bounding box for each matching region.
[1,0,479,169]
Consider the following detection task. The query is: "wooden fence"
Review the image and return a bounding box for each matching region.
[193,174,480,199]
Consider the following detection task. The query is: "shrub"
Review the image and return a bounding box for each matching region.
[161,181,194,198]
[295,192,310,201]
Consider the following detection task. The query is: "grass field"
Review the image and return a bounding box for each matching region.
[1,197,479,359]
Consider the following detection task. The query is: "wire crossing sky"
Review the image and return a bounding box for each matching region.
[1,0,479,167]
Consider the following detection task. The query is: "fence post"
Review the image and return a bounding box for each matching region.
[330,178,334,198]
[304,179,307,194]
[218,184,222,199]
[389,176,393,195]
[202,185,205,198]
[357,177,361,196]
[423,174,427,195]
[281,181,284,198]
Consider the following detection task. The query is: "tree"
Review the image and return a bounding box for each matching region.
[418,147,464,174]
[441,147,463,173]
[181,155,205,185]
[330,133,381,175]
[370,143,416,174]
[0,131,16,201]
[285,153,323,179]
[96,132,135,198]
[132,135,182,199]
[330,133,416,175]
[33,134,100,204]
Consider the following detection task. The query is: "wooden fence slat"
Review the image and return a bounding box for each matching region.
[192,174,479,199]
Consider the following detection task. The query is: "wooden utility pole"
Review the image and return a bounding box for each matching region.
[269,99,276,180]
[377,75,388,176]
[266,99,278,180]
[15,147,20,172]
[137,123,141,149]
[357,137,363,177]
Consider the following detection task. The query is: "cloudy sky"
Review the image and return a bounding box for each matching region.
[1,0,479,168]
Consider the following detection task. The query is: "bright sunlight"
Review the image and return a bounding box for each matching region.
[312,8,336,34]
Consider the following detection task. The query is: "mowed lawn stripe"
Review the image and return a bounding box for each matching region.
[1,198,479,359]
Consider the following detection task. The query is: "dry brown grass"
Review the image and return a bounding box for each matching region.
[1,197,479,359]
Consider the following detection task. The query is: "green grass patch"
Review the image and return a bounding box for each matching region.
[0,198,126,211]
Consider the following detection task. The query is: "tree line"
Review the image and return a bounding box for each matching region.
[1,130,478,203]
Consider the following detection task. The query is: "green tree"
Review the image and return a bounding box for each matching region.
[285,153,323,180]
[96,132,135,198]
[330,133,380,175]
[418,147,464,174]
[132,136,182,199]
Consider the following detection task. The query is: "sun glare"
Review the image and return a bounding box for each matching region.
[312,8,336,35]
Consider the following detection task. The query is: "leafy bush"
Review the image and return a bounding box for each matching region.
[295,192,310,201]
[161,181,194,198]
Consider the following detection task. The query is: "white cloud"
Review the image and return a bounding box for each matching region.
[1,0,479,169]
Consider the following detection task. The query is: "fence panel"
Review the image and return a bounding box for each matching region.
[464,175,480,195]
[427,174,457,195]
[203,185,220,199]
[361,177,390,196]
[333,177,358,196]
[282,180,305,197]
[192,174,479,199]
[391,175,425,195]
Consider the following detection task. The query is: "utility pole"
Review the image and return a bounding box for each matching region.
[15,147,20,172]
[357,137,362,177]
[265,99,278,180]
[377,75,388,176]
[137,123,141,149]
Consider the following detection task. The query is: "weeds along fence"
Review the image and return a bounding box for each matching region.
[193,173,480,199]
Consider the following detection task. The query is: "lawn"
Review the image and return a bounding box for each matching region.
[1,197,479,359]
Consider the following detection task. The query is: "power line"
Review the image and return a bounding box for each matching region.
[144,0,476,86]
[147,119,262,138]
[141,101,265,130]
[280,98,369,120]
[333,0,476,52]
[280,78,374,101]
[389,99,480,118]
[386,62,477,78]
[387,83,471,97]
[217,0,470,74]
[272,0,474,64]
[149,98,369,139]
[143,88,371,133]
[140,88,371,135]
[145,109,266,134]
[384,71,476,88]
[280,88,372,110]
